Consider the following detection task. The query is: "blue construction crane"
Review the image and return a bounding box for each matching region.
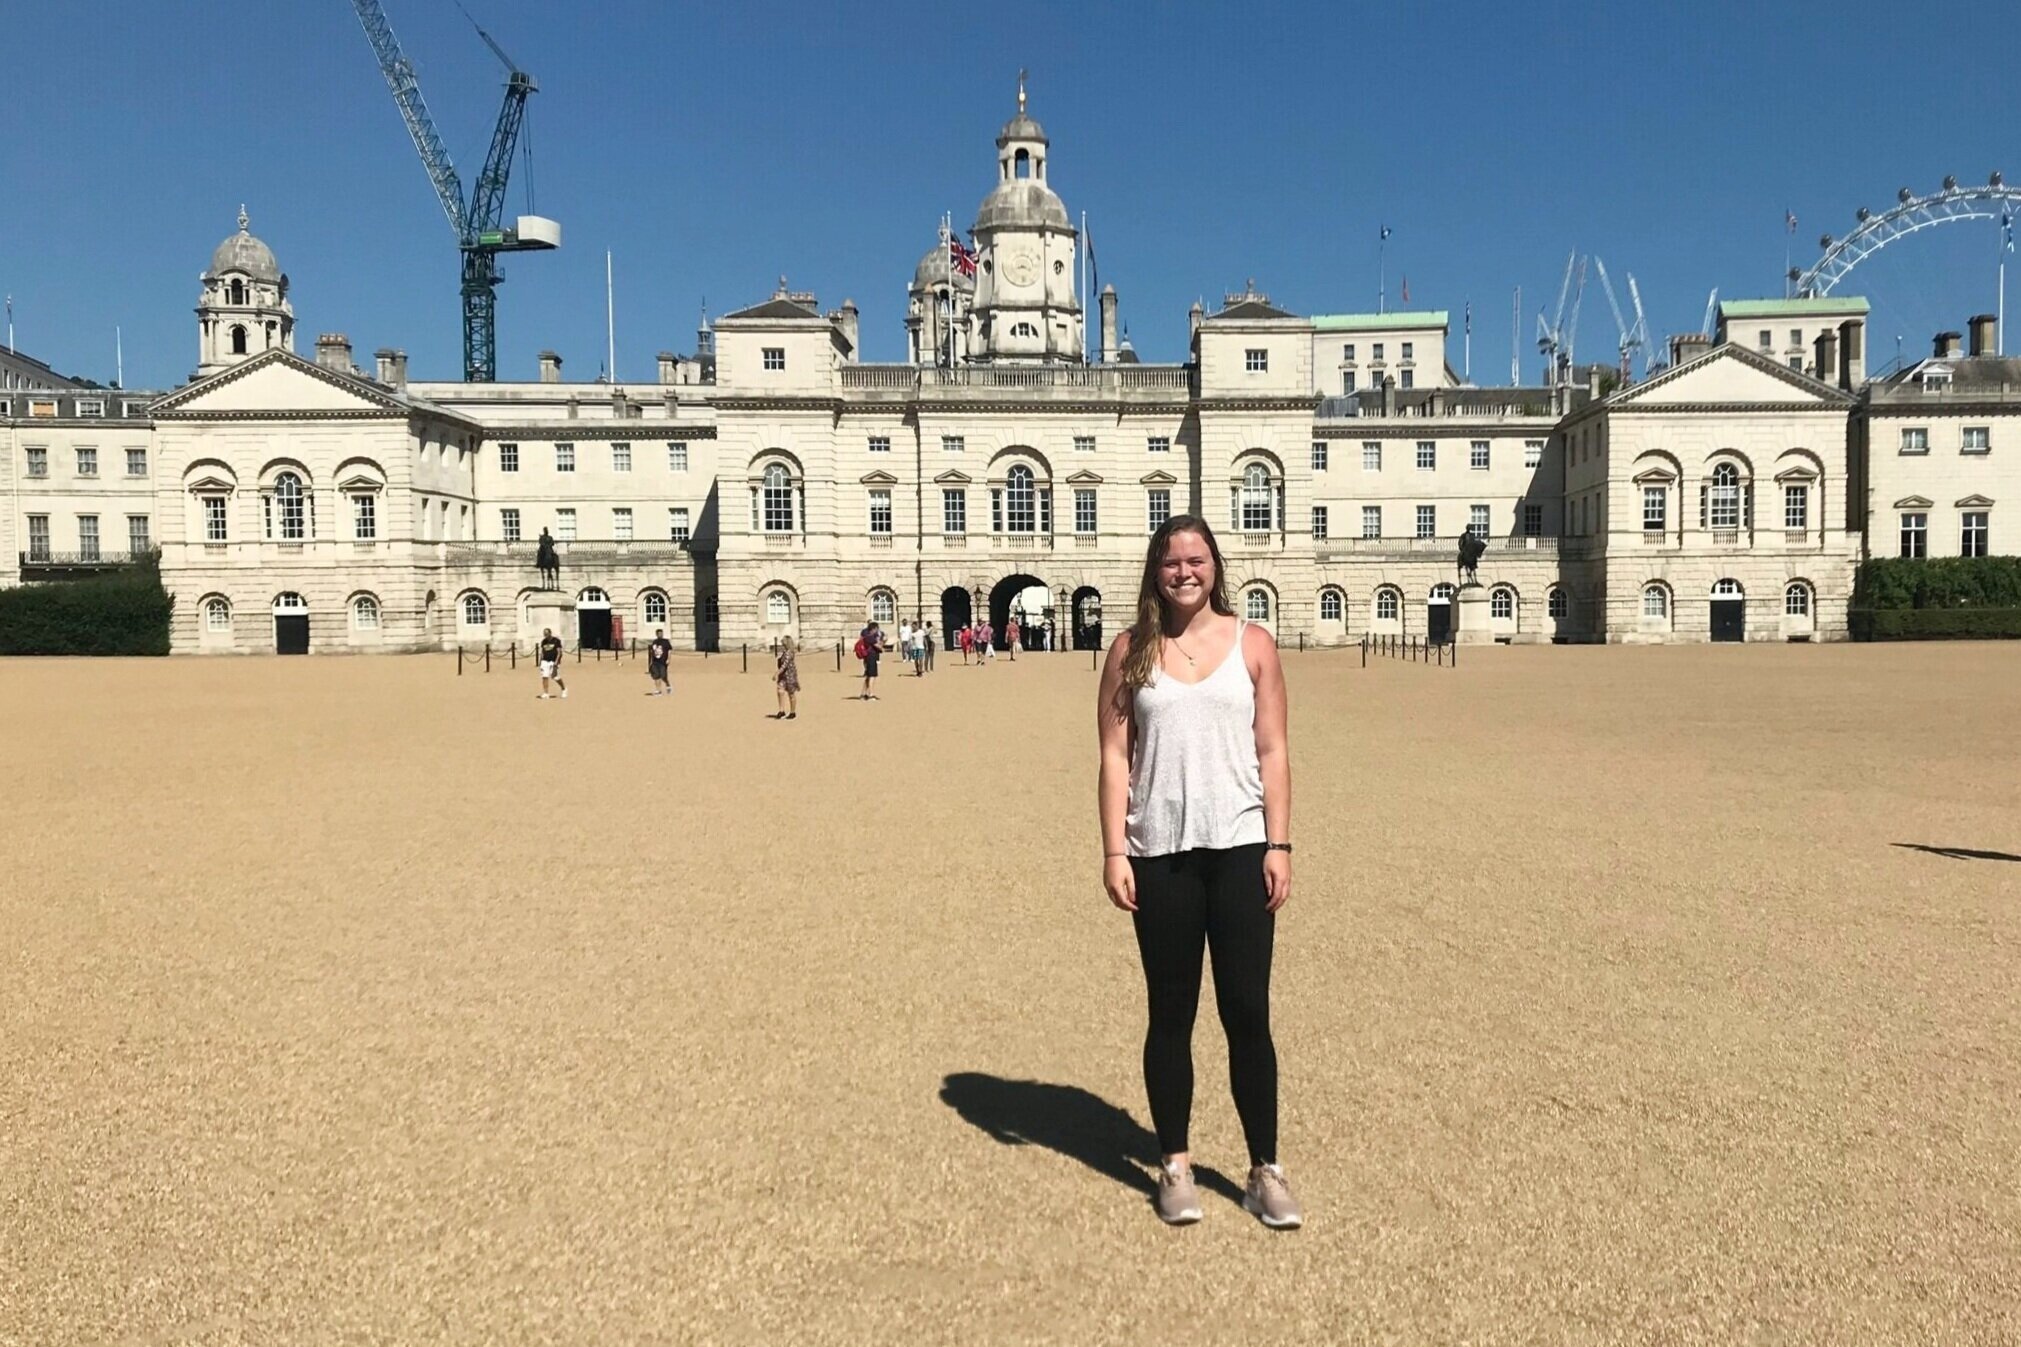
[350,0,560,382]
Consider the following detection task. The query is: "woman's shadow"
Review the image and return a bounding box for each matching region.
[938,1072,1243,1202]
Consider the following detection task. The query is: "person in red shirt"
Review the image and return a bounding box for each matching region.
[959,624,973,664]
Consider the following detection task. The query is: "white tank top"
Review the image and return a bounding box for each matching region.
[1126,620,1267,857]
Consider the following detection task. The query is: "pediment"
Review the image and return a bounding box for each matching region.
[934,469,973,485]
[1140,469,1179,485]
[1893,495,1935,510]
[859,469,899,485]
[185,475,237,493]
[1956,493,1996,508]
[336,473,385,492]
[1064,469,1104,485]
[154,349,405,416]
[1608,342,1850,409]
[1631,466,1677,484]
[1774,465,1819,482]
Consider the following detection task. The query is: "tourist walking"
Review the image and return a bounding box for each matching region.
[1006,616,1021,661]
[979,621,994,663]
[646,628,673,696]
[898,619,913,666]
[959,624,973,665]
[773,635,800,719]
[535,628,568,699]
[923,621,936,672]
[1094,514,1299,1229]
[909,620,927,676]
[858,619,885,700]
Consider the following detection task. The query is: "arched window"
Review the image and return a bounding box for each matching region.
[761,463,794,533]
[1376,588,1400,621]
[1712,577,1744,598]
[1709,462,1741,530]
[352,594,380,629]
[204,597,232,631]
[870,589,898,624]
[643,591,669,625]
[228,279,246,306]
[1014,147,1031,179]
[1319,588,1344,622]
[1004,464,1037,533]
[1642,584,1669,618]
[766,591,792,624]
[272,471,306,540]
[1245,588,1272,622]
[273,592,308,613]
[1784,582,1811,617]
[1548,587,1568,619]
[461,593,488,626]
[578,587,610,605]
[230,325,248,355]
[1241,463,1273,532]
[1431,582,1457,602]
[1491,587,1515,620]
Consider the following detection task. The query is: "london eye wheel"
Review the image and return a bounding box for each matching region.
[1791,173,2019,298]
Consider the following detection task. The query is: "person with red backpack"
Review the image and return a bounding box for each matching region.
[857,620,886,700]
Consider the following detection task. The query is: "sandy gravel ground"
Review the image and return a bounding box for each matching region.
[1,641,2017,1346]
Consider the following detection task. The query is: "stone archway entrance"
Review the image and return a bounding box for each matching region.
[939,586,972,643]
[990,573,1048,650]
[1072,585,1104,650]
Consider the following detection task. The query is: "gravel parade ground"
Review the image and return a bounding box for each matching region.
[3,642,2017,1345]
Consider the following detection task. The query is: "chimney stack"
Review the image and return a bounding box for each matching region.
[1813,329,1837,384]
[374,347,408,389]
[1969,313,1997,357]
[836,299,860,363]
[1381,376,1398,418]
[1935,331,1963,360]
[315,333,353,374]
[1188,301,1204,342]
[657,351,680,385]
[1670,333,1712,366]
[538,350,563,383]
[1838,318,1864,388]
[1099,285,1119,363]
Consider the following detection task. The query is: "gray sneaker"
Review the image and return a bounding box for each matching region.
[1244,1164,1303,1229]
[1154,1163,1203,1225]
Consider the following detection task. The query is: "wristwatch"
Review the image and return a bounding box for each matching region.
[1265,841,1293,854]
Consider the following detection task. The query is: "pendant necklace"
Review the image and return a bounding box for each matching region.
[1169,633,1197,667]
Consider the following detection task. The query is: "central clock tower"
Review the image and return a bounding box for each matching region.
[969,77,1083,364]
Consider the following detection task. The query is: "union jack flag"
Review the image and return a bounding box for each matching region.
[949,237,978,279]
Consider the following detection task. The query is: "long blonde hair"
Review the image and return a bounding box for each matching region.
[1119,515,1232,693]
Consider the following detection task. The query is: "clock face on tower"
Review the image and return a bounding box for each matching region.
[999,243,1039,288]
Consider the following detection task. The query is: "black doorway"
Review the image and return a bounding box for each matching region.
[1427,599,1452,645]
[274,614,309,655]
[578,607,614,650]
[940,586,972,640]
[1711,600,1744,642]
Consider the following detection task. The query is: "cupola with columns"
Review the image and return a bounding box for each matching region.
[968,74,1082,363]
[197,206,294,378]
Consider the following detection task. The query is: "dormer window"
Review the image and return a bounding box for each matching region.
[1920,366,1952,391]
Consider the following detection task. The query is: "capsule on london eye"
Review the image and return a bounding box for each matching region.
[1944,174,1959,191]
[1900,187,1913,203]
[1819,233,1833,249]
[1992,171,2004,187]
[1856,207,1870,221]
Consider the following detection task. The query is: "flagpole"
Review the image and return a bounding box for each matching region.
[1081,209,1089,365]
[116,326,124,389]
[1463,301,1471,383]
[1378,232,1387,314]
[605,250,617,383]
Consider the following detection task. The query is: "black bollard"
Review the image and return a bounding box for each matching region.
[835,642,842,672]
[485,645,492,673]
[510,644,517,670]
[742,643,748,673]
[457,647,464,676]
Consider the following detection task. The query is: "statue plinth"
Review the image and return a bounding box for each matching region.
[524,591,577,641]
[1455,583,1494,645]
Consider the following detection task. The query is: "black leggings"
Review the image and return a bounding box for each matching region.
[1129,842,1277,1165]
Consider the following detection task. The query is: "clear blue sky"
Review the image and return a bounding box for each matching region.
[7,1,2017,390]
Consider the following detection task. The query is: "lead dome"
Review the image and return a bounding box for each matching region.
[209,207,282,284]
[914,242,977,291]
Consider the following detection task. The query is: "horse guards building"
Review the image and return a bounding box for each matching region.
[3,95,2015,654]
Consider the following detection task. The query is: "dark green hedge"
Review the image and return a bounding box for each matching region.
[0,561,173,655]
[1851,556,2021,640]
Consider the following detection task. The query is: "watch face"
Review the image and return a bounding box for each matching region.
[1000,245,1038,287]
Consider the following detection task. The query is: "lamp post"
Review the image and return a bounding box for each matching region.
[1057,585,1070,651]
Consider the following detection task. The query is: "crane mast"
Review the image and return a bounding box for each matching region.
[349,0,559,382]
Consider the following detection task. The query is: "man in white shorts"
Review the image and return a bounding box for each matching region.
[536,627,568,699]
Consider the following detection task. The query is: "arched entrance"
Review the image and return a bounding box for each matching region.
[990,573,1048,649]
[1072,585,1103,650]
[939,586,972,642]
[1710,578,1745,642]
[1427,583,1456,645]
[272,592,310,655]
[577,586,614,649]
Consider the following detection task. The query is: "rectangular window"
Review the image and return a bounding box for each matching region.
[1416,441,1436,470]
[78,515,100,561]
[667,441,688,471]
[501,507,521,542]
[127,515,151,553]
[126,448,148,477]
[1362,505,1382,538]
[1147,436,1170,454]
[556,508,577,542]
[25,446,46,478]
[1759,329,1773,350]
[869,489,893,534]
[1789,328,1803,349]
[1789,356,1805,371]
[1524,439,1544,468]
[1074,488,1098,534]
[613,507,633,541]
[1401,341,1414,360]
[1900,427,1929,454]
[1245,348,1268,372]
[1784,484,1809,530]
[1074,435,1095,453]
[26,515,50,560]
[1468,504,1490,537]
[76,447,97,477]
[942,488,967,534]
[1963,426,1990,453]
[669,507,691,542]
[762,347,786,371]
[77,398,105,418]
[1147,488,1171,533]
[203,496,227,542]
[1416,504,1436,539]
[498,442,519,472]
[1342,343,1355,361]
[942,435,965,454]
[612,442,632,472]
[1342,372,1357,394]
[1310,505,1328,539]
[1523,502,1543,536]
[123,400,146,418]
[1962,511,1989,557]
[28,399,55,418]
[1644,486,1666,531]
[1470,440,1490,470]
[1400,369,1415,389]
[1362,442,1381,472]
[1899,511,1927,558]
[352,494,377,540]
[1311,440,1329,471]
[1372,343,1385,360]
[555,442,575,472]
[868,435,891,454]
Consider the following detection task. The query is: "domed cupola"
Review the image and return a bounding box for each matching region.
[907,230,978,366]
[197,206,295,378]
[968,74,1082,363]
